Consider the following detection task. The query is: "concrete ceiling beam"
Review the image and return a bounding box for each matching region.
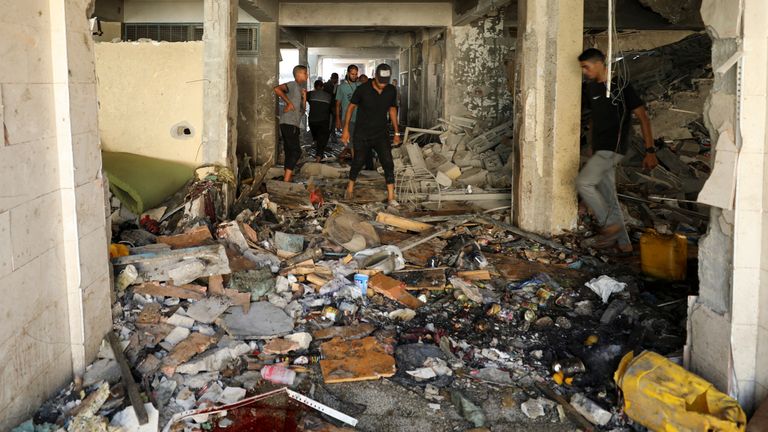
[239,0,278,22]
[301,31,411,49]
[453,0,513,26]
[279,2,453,27]
[280,26,306,50]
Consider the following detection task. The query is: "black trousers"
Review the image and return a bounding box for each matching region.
[349,132,395,184]
[280,124,301,170]
[309,121,331,159]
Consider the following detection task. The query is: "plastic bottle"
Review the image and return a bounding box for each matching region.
[260,364,296,385]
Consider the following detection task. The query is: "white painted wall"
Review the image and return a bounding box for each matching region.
[95,41,205,166]
[123,0,258,23]
[0,0,111,428]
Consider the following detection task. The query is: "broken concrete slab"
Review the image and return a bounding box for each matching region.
[220,302,295,338]
[184,296,231,324]
[176,339,251,374]
[83,358,121,387]
[274,231,305,254]
[112,244,231,284]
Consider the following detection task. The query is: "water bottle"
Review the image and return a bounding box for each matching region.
[260,364,296,385]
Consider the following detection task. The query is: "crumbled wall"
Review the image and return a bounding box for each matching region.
[688,0,737,399]
[95,41,205,166]
[0,0,111,428]
[445,12,513,126]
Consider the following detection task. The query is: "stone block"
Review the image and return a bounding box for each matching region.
[437,162,462,180]
[68,83,99,135]
[688,302,730,391]
[0,138,62,213]
[76,178,107,236]
[10,191,63,269]
[72,132,102,187]
[78,226,109,289]
[435,171,452,188]
[425,153,449,173]
[482,153,504,171]
[1,83,57,145]
[0,211,10,278]
[456,167,488,188]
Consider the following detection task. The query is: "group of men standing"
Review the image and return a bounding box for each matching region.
[274,63,401,206]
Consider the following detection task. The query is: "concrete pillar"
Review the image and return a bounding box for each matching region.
[203,0,238,168]
[254,22,279,165]
[513,0,583,236]
[298,45,308,69]
[444,12,513,128]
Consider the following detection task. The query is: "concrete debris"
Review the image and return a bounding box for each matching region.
[569,393,613,426]
[21,137,699,431]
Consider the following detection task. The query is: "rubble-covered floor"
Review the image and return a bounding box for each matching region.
[12,32,723,432]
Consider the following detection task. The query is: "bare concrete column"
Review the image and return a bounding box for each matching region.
[203,0,238,167]
[298,45,308,69]
[254,22,279,165]
[513,0,583,236]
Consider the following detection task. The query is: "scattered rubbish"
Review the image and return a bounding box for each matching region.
[585,275,627,303]
[615,350,746,431]
[451,390,486,427]
[570,393,612,426]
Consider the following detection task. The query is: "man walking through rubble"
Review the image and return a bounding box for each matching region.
[577,48,658,252]
[324,72,339,142]
[341,63,401,205]
[308,79,333,162]
[274,65,308,183]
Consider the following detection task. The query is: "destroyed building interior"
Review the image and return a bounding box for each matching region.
[3,0,768,430]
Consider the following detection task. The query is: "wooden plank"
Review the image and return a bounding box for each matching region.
[306,273,330,287]
[320,337,396,383]
[108,331,148,425]
[395,218,468,252]
[112,244,231,284]
[312,323,376,341]
[134,282,207,300]
[156,226,212,249]
[375,212,433,233]
[160,332,216,376]
[368,273,424,309]
[391,268,447,290]
[479,216,572,253]
[427,193,511,201]
[208,275,224,295]
[457,270,491,281]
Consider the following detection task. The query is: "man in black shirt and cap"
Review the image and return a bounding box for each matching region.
[341,63,401,206]
[577,48,657,252]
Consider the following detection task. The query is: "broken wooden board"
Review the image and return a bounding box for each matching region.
[377,229,446,267]
[457,270,492,281]
[486,253,584,282]
[266,180,313,210]
[390,268,447,290]
[375,212,433,233]
[394,218,467,252]
[312,323,376,341]
[136,303,162,325]
[134,282,207,300]
[320,337,396,383]
[156,226,213,249]
[208,275,224,296]
[112,244,231,284]
[368,273,424,309]
[161,332,216,376]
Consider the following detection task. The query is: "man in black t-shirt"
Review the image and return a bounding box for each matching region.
[340,64,401,206]
[308,80,333,162]
[577,48,657,252]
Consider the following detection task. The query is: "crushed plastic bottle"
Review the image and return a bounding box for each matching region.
[260,365,296,385]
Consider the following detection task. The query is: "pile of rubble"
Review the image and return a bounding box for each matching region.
[15,161,721,432]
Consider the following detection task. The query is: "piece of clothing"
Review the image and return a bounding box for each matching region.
[280,124,302,170]
[576,150,630,247]
[336,80,361,124]
[583,80,643,154]
[279,80,304,127]
[349,131,395,185]
[308,89,332,124]
[309,121,331,159]
[350,81,397,139]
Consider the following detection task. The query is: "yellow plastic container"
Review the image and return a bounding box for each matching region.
[615,351,746,432]
[639,229,687,281]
